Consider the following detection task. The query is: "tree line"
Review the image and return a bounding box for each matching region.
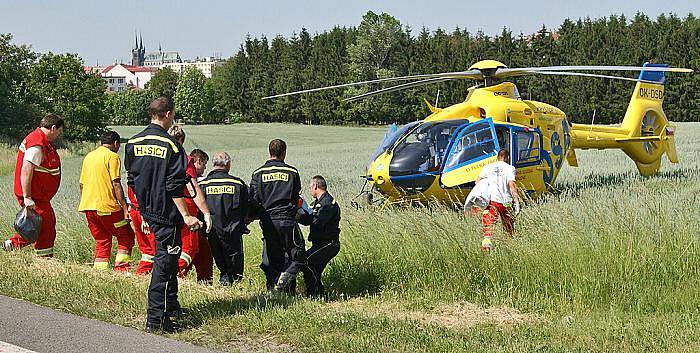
[1,11,699,142]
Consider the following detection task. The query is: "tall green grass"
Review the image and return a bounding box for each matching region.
[0,122,697,352]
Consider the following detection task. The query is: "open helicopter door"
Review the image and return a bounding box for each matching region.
[440,118,500,187]
[510,126,546,196]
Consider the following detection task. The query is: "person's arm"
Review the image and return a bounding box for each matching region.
[507,167,521,214]
[508,181,520,204]
[20,145,43,209]
[247,173,261,221]
[189,178,212,232]
[112,179,129,219]
[109,155,129,219]
[167,146,200,230]
[21,160,36,208]
[300,201,337,228]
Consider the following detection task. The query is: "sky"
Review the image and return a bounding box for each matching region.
[1,0,699,66]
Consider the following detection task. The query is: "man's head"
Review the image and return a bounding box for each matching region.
[269,139,286,161]
[100,130,121,152]
[211,151,231,173]
[190,149,209,177]
[148,96,176,129]
[497,149,510,164]
[40,113,64,141]
[168,125,186,145]
[309,175,327,199]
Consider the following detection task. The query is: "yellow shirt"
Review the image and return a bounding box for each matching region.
[78,146,122,213]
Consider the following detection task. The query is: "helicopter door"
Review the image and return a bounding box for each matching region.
[440,119,500,187]
[510,126,546,196]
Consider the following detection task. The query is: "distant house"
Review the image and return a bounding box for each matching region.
[144,49,182,67]
[99,64,155,90]
[162,56,224,78]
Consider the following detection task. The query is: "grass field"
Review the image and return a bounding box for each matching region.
[0,122,698,352]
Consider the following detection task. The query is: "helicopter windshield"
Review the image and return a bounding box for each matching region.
[389,120,468,176]
[370,121,420,162]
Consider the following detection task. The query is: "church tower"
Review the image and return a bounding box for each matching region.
[131,32,145,66]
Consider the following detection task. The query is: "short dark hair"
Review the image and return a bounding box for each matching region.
[100,131,120,145]
[190,148,209,163]
[311,175,327,190]
[498,149,510,161]
[148,96,175,119]
[40,113,64,129]
[269,139,286,159]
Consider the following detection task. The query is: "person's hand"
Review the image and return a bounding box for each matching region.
[123,208,131,222]
[23,197,35,209]
[203,213,213,233]
[513,202,521,216]
[184,215,202,232]
[141,220,151,235]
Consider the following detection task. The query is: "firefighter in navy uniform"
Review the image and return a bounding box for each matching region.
[125,96,203,333]
[200,152,249,285]
[298,175,341,298]
[249,139,306,293]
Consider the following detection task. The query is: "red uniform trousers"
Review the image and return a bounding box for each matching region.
[177,198,213,282]
[178,228,213,282]
[84,210,135,271]
[131,207,156,275]
[191,233,213,283]
[9,197,56,257]
[482,201,515,238]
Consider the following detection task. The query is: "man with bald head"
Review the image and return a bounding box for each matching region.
[200,152,249,285]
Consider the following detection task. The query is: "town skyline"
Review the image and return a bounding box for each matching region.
[2,0,699,66]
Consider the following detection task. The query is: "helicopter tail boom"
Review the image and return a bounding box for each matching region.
[569,63,678,176]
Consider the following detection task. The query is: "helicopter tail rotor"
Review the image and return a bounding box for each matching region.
[570,63,679,176]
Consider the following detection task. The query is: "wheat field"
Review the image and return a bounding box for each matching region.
[0,123,697,352]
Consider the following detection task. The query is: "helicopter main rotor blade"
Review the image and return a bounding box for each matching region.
[344,77,453,102]
[496,65,693,78]
[526,70,657,83]
[263,70,482,100]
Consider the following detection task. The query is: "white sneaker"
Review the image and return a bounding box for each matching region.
[2,240,14,251]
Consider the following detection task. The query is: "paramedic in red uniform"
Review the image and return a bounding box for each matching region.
[475,149,521,251]
[3,114,64,257]
[129,185,156,275]
[167,126,213,283]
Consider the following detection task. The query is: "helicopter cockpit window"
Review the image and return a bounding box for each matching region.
[370,121,420,162]
[443,121,499,171]
[513,130,541,166]
[389,120,468,176]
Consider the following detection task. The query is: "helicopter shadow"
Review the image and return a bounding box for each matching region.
[551,167,700,199]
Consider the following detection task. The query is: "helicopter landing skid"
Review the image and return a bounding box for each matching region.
[351,177,384,209]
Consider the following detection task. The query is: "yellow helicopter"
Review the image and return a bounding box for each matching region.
[264,60,692,205]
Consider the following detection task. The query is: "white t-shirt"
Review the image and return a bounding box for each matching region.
[23,146,43,166]
[478,161,516,205]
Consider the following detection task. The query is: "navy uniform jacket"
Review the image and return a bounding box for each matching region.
[200,169,248,235]
[125,123,188,226]
[249,159,301,221]
[298,191,341,243]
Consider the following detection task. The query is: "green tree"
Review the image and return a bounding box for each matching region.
[344,11,404,124]
[28,52,107,141]
[174,66,208,124]
[147,66,178,98]
[103,90,154,125]
[0,33,38,139]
